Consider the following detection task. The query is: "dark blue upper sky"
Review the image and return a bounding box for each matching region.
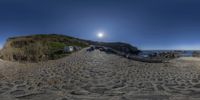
[0,0,200,50]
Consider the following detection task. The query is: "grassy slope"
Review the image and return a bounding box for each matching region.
[1,34,89,62]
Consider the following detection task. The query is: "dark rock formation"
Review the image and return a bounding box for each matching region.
[88,42,140,55]
[148,51,180,60]
[192,51,200,57]
[87,46,163,63]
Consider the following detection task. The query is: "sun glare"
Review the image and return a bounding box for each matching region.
[97,32,104,38]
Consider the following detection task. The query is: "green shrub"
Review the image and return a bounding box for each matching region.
[48,42,66,49]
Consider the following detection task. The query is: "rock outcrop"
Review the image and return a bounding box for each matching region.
[88,42,140,55]
[148,51,181,60]
[192,51,200,57]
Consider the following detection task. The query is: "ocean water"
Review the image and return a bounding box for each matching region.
[139,50,198,57]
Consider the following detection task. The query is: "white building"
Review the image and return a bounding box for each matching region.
[64,46,74,53]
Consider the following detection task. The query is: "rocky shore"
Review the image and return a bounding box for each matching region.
[192,51,200,57]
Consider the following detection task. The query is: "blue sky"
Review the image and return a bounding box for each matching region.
[0,0,200,50]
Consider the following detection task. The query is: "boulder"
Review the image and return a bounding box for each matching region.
[192,51,200,57]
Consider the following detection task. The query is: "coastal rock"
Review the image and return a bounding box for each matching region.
[192,51,200,57]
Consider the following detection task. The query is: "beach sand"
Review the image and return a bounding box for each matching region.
[0,48,200,100]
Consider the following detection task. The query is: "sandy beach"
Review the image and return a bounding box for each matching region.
[0,48,200,100]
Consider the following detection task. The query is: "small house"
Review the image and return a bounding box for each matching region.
[64,46,74,53]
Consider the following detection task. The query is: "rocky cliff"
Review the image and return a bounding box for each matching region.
[0,34,139,62]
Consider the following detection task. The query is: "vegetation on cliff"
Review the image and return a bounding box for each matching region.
[0,34,139,62]
[0,34,89,62]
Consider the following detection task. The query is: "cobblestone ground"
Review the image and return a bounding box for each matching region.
[0,49,200,100]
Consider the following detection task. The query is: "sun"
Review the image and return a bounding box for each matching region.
[97,32,104,38]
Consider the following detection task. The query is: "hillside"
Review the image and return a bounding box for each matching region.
[0,34,139,62]
[0,34,89,62]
